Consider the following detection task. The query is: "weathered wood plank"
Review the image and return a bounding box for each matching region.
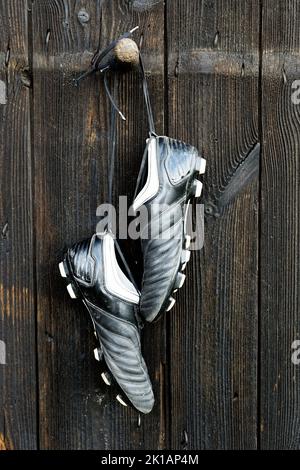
[260,0,300,450]
[0,1,37,449]
[167,0,260,449]
[32,0,165,449]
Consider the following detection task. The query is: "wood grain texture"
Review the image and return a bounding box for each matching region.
[1,0,300,451]
[166,0,260,449]
[0,1,37,450]
[31,0,165,449]
[260,0,300,450]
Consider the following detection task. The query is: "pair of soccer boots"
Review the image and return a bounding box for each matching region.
[59,33,206,414]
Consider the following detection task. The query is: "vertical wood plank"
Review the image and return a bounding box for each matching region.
[260,0,300,449]
[32,0,165,449]
[0,1,37,449]
[166,0,260,449]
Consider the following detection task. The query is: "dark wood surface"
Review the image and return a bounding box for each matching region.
[0,1,37,450]
[0,0,299,450]
[167,0,260,450]
[260,0,300,449]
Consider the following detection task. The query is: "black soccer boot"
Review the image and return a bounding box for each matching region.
[132,135,206,323]
[59,231,154,414]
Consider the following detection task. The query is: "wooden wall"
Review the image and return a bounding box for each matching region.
[0,0,299,450]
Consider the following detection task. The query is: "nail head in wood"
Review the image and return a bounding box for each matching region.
[78,9,90,24]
